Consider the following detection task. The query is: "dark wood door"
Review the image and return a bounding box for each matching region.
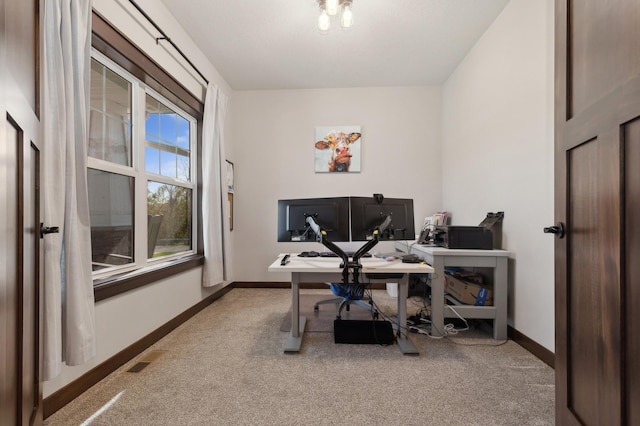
[555,1,640,424]
[0,1,43,424]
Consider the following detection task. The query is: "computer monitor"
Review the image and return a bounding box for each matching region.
[277,197,350,242]
[350,195,415,241]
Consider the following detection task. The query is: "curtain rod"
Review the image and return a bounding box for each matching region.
[128,0,209,86]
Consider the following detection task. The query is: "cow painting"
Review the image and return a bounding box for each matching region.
[314,129,362,172]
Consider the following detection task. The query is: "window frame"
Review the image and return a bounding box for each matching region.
[91,12,205,301]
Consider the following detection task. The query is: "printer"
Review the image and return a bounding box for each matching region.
[433,226,494,250]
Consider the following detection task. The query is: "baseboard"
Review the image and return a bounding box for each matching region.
[508,325,555,368]
[43,285,233,419]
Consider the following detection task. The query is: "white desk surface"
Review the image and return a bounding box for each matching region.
[398,242,511,257]
[268,253,434,274]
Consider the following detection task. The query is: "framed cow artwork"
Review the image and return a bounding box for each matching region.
[314,126,362,173]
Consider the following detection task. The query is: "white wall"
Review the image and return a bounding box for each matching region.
[442,0,555,351]
[45,0,556,399]
[44,0,233,397]
[230,87,442,282]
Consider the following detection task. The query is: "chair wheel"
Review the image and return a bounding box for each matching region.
[314,305,319,312]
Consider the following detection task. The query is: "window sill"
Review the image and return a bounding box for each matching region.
[93,254,205,302]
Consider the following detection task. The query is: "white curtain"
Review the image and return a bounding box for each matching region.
[42,0,95,380]
[202,83,229,287]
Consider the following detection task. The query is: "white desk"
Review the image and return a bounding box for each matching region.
[396,242,510,340]
[268,254,434,354]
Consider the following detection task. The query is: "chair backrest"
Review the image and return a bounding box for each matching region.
[330,282,365,300]
[147,215,163,258]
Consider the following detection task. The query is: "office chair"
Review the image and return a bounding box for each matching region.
[314,282,379,319]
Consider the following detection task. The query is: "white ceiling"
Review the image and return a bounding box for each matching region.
[158,0,510,91]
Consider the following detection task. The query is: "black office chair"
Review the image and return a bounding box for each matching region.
[314,282,378,319]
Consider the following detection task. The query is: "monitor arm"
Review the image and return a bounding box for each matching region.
[305,215,351,285]
[306,213,392,286]
[351,192,391,260]
[352,214,391,263]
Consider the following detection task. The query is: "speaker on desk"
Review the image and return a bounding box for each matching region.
[333,319,395,345]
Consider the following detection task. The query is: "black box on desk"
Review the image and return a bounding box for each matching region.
[434,226,493,249]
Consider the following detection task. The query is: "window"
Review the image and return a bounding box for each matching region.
[88,52,197,278]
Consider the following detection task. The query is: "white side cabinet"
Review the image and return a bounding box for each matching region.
[396,242,510,339]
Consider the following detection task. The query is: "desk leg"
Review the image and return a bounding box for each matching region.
[493,257,508,340]
[430,257,446,337]
[284,272,306,352]
[396,274,419,354]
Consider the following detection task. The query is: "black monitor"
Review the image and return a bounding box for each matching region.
[277,197,350,242]
[350,195,415,241]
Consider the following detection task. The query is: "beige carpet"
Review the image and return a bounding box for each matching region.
[279,294,379,332]
[45,288,555,426]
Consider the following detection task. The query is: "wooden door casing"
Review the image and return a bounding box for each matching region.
[1,115,21,426]
[555,0,640,424]
[0,0,43,424]
[624,119,640,426]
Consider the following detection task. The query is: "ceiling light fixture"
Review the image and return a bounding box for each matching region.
[317,0,354,34]
[326,0,339,16]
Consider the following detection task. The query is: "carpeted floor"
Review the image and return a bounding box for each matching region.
[280,293,379,332]
[44,288,555,426]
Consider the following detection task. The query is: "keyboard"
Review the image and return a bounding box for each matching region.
[298,251,372,258]
[321,251,372,258]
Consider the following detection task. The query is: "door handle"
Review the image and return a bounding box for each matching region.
[40,223,60,238]
[543,222,565,238]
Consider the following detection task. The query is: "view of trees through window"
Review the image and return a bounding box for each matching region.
[88,55,196,274]
[145,94,193,258]
[147,182,192,257]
